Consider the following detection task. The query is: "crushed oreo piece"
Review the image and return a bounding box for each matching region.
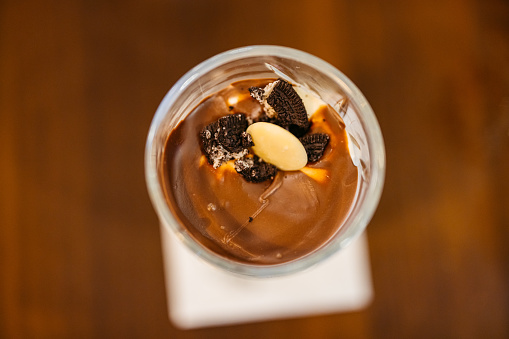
[216,114,252,153]
[234,156,277,183]
[249,79,310,137]
[300,133,330,162]
[267,80,310,136]
[200,113,253,168]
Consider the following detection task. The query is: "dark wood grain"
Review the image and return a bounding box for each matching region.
[1,0,508,338]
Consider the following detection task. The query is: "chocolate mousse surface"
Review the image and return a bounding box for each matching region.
[162,79,358,265]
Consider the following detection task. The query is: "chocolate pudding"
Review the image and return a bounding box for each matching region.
[161,79,358,265]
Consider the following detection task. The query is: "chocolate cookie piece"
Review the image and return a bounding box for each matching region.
[216,113,252,153]
[266,80,310,136]
[200,113,253,168]
[234,156,278,183]
[249,79,310,137]
[300,133,330,162]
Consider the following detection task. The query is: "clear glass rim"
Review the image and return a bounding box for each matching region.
[145,45,385,277]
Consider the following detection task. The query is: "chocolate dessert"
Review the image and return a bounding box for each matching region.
[161,79,358,265]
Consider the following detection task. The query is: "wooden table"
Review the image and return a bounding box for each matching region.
[1,0,508,337]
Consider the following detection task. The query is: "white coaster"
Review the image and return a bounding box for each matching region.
[160,225,373,329]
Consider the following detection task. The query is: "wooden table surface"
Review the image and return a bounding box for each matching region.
[1,0,508,338]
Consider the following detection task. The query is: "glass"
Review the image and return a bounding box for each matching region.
[145,45,385,277]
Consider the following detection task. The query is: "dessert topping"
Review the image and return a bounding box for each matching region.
[299,133,330,162]
[246,122,308,171]
[216,113,252,153]
[200,113,254,168]
[250,79,310,137]
[234,155,278,183]
[200,81,331,179]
